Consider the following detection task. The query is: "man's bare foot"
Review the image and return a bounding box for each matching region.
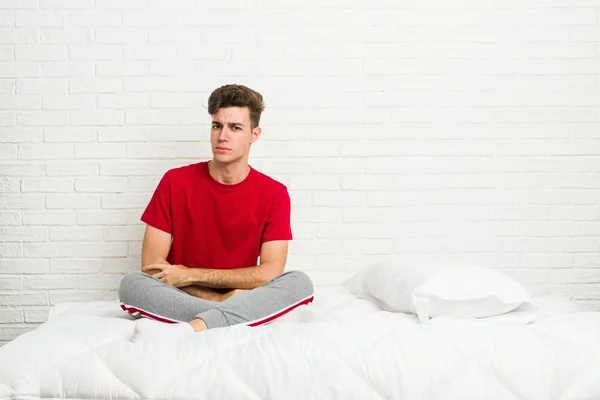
[188,318,208,332]
[222,288,248,301]
[181,286,248,302]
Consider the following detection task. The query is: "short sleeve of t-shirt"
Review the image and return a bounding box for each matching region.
[140,172,172,234]
[262,187,293,243]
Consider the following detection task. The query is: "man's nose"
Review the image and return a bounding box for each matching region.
[217,128,229,141]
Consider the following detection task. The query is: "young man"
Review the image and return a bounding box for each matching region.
[118,84,314,335]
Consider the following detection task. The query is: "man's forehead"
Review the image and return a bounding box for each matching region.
[212,107,250,123]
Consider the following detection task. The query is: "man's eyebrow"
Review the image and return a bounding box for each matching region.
[211,121,244,127]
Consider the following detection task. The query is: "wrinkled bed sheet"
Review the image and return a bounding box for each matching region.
[1,287,599,400]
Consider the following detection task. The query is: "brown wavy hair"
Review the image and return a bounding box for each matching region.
[208,84,265,129]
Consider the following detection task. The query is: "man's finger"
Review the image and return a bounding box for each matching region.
[153,272,164,280]
[143,264,162,272]
[159,277,172,286]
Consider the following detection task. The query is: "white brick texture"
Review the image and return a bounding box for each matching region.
[0,0,599,344]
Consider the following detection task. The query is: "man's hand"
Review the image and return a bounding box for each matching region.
[143,263,191,287]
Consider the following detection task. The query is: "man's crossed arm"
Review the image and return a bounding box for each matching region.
[141,225,288,300]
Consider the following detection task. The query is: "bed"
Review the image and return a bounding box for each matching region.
[1,265,600,400]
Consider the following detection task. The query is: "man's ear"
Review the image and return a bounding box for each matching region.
[250,126,262,144]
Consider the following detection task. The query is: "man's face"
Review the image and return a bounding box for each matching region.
[210,107,260,164]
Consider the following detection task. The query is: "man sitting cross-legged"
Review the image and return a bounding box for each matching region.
[117,84,314,337]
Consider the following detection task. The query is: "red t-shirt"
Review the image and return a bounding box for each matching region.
[141,161,293,269]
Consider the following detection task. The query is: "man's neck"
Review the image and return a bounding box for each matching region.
[208,159,250,185]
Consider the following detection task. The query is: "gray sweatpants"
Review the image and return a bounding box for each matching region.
[118,270,314,329]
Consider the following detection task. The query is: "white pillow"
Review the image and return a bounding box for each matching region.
[342,261,536,324]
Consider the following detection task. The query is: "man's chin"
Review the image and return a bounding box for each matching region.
[212,154,236,164]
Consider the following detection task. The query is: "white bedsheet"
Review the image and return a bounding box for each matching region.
[1,287,599,400]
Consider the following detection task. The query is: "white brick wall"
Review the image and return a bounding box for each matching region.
[1,0,600,345]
